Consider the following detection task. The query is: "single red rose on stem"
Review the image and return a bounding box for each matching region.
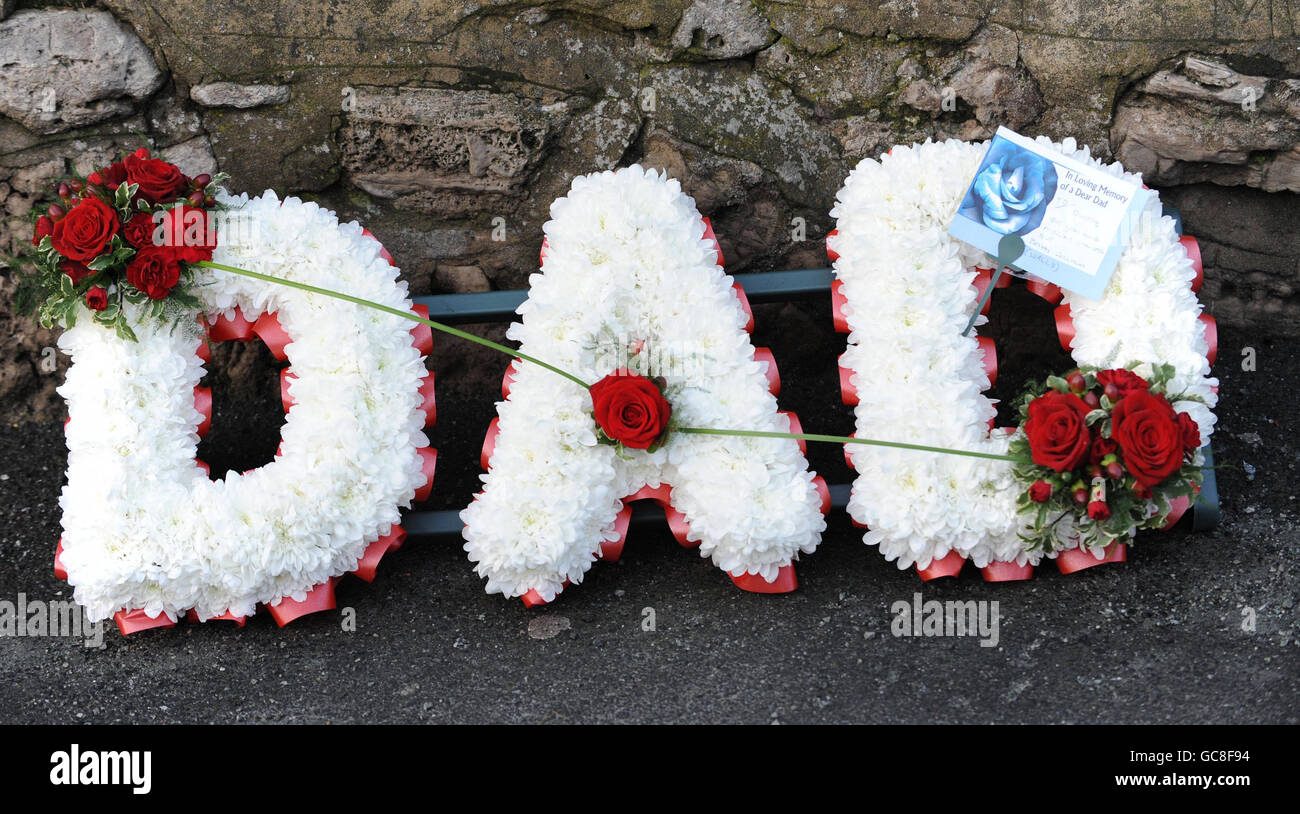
[125,152,187,204]
[1175,411,1201,452]
[1028,480,1053,502]
[156,205,217,263]
[50,196,119,262]
[589,369,671,450]
[125,247,181,300]
[59,259,94,285]
[1023,391,1091,472]
[85,286,108,312]
[1096,369,1150,400]
[1110,389,1183,487]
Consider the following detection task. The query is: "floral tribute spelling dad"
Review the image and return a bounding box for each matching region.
[12,135,1216,631]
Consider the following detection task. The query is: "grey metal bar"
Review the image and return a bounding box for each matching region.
[412,268,836,324]
[1192,446,1221,532]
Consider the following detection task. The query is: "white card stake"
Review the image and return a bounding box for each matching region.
[948,127,1153,300]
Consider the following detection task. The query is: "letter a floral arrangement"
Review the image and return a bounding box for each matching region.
[10,135,1216,631]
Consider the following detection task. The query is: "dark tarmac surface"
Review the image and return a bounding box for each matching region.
[0,298,1295,724]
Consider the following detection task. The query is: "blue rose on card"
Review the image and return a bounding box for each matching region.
[959,141,1058,236]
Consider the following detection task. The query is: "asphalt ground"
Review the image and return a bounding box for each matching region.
[0,296,1295,724]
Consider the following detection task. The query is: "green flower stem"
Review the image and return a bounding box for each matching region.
[676,426,1026,463]
[195,261,590,390]
[195,260,1026,464]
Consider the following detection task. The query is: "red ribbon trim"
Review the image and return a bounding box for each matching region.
[838,353,858,406]
[1055,542,1127,574]
[194,385,212,438]
[267,577,338,627]
[917,550,965,580]
[1180,235,1203,293]
[980,560,1034,581]
[1200,314,1218,366]
[113,608,177,635]
[830,278,850,334]
[754,347,781,396]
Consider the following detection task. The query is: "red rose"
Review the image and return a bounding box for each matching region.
[123,211,158,249]
[50,196,119,262]
[1110,390,1183,487]
[32,215,54,246]
[59,259,95,284]
[99,161,128,190]
[1096,369,1150,400]
[589,370,671,449]
[1175,412,1201,452]
[156,205,217,263]
[1023,391,1091,472]
[1089,435,1117,464]
[1132,482,1153,500]
[125,152,186,204]
[85,286,108,312]
[1028,480,1053,502]
[1087,501,1111,521]
[125,246,181,300]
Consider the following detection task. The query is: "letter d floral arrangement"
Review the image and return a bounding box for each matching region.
[1015,365,1205,553]
[12,148,224,340]
[9,147,437,631]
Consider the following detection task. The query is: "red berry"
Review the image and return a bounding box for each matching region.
[1073,488,1088,505]
[1083,392,1100,409]
[193,173,212,188]
[57,182,71,199]
[1088,464,1103,480]
[187,190,206,207]
[47,204,65,219]
[1103,383,1120,402]
[1066,371,1086,392]
[1106,461,1124,480]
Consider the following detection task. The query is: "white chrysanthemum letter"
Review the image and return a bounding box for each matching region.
[829,138,1217,579]
[56,193,436,629]
[461,167,828,605]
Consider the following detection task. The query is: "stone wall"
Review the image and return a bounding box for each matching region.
[1,0,1298,419]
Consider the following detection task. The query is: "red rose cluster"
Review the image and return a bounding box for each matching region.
[28,148,217,316]
[1020,368,1200,523]
[589,370,672,450]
